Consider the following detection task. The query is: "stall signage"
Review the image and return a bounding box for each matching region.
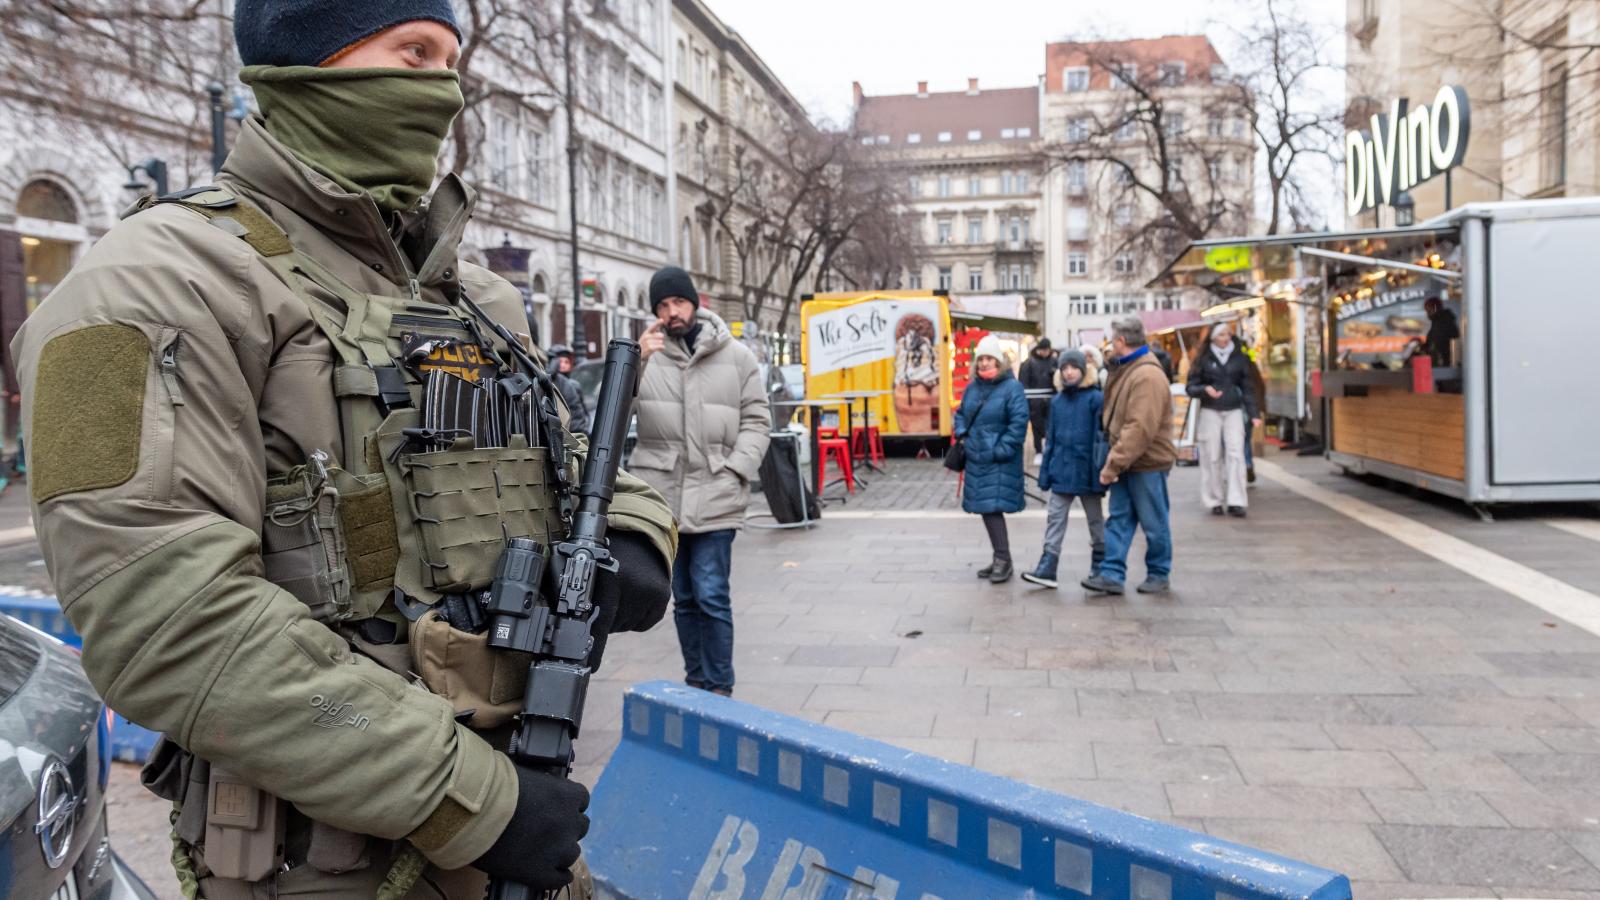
[1345,85,1471,217]
[807,299,941,376]
[1204,245,1252,274]
[1336,284,1431,321]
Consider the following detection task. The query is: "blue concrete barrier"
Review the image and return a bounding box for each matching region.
[587,681,1352,900]
[1,589,162,764]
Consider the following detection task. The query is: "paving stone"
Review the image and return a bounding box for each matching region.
[1322,724,1434,752]
[1479,786,1600,830]
[1501,752,1600,792]
[1358,695,1585,728]
[879,737,976,766]
[964,668,1048,687]
[1202,819,1404,880]
[1046,669,1136,689]
[1214,671,1416,695]
[1231,749,1420,789]
[1494,676,1600,698]
[734,664,864,686]
[973,739,1096,781]
[1037,778,1174,819]
[1393,751,1534,792]
[1361,789,1510,827]
[931,713,1162,744]
[1196,692,1374,724]
[787,644,900,667]
[1157,719,1336,750]
[1371,823,1600,889]
[1092,742,1242,784]
[1414,724,1551,753]
[1167,783,1379,822]
[1483,652,1600,677]
[1132,671,1222,693]
[858,665,965,687]
[804,684,988,715]
[986,686,1079,716]
[1077,688,1201,720]
[1569,831,1600,871]
[1533,727,1600,754]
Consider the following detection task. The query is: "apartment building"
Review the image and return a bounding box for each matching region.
[670,0,812,349]
[851,79,1045,320]
[1040,36,1255,345]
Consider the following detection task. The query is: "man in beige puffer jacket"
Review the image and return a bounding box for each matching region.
[632,266,770,696]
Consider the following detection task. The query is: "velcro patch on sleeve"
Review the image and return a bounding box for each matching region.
[30,324,150,503]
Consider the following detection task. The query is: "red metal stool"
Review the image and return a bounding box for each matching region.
[818,435,856,495]
[850,422,885,467]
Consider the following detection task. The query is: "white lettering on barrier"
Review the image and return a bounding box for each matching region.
[692,815,939,900]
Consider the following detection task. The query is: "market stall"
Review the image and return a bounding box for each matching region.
[1152,198,1600,509]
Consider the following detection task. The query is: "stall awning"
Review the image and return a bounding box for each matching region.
[950,310,1040,336]
[1147,224,1461,291]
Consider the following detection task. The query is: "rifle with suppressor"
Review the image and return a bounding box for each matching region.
[482,337,641,900]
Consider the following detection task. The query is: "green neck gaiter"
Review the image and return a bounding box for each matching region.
[240,65,464,212]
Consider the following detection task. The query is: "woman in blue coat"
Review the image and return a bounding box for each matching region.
[954,335,1029,583]
[1021,349,1106,588]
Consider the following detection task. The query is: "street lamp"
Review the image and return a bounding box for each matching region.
[124,159,169,197]
[1393,191,1415,227]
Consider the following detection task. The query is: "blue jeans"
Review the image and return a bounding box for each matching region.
[673,530,737,691]
[1099,470,1172,584]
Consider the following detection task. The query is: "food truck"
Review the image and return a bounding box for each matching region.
[800,290,1038,439]
[1152,198,1600,512]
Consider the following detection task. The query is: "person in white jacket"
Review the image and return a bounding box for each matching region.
[631,266,771,696]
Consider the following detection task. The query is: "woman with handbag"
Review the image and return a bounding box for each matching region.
[1021,350,1106,589]
[951,335,1029,583]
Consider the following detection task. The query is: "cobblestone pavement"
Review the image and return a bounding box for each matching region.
[24,448,1600,897]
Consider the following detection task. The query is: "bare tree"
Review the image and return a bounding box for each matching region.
[1223,0,1343,233]
[1043,42,1253,268]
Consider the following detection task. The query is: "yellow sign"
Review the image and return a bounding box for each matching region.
[800,292,956,438]
[729,320,745,337]
[1204,246,1252,274]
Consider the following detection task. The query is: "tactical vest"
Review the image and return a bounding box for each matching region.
[136,186,575,725]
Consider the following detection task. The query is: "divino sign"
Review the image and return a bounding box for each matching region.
[1345,85,1471,218]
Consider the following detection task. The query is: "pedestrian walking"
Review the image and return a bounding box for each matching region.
[1241,338,1266,483]
[955,335,1029,583]
[1019,337,1059,465]
[11,4,680,896]
[549,342,592,433]
[631,265,771,697]
[1187,322,1257,517]
[1022,349,1106,589]
[1082,316,1176,595]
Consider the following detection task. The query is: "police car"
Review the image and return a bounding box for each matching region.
[0,613,155,900]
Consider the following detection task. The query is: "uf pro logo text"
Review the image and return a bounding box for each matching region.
[690,815,942,900]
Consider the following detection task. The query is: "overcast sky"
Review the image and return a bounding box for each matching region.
[703,0,1349,225]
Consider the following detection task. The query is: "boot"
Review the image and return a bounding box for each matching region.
[988,558,1014,584]
[976,558,997,579]
[1020,552,1059,588]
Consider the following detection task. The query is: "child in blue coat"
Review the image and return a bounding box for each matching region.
[1022,349,1107,588]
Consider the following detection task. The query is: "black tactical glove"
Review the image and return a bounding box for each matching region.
[586,530,671,670]
[472,765,590,891]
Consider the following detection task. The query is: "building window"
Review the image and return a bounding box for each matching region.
[1233,154,1247,182]
[1112,62,1137,88]
[937,218,953,244]
[648,84,664,142]
[1023,264,1034,289]
[1113,202,1133,226]
[1115,119,1137,141]
[1067,251,1088,277]
[1159,61,1186,86]
[967,217,983,243]
[676,39,687,82]
[937,266,953,290]
[1065,206,1088,241]
[1017,126,1032,138]
[1001,128,1016,139]
[1233,116,1247,137]
[1067,117,1090,142]
[968,175,981,195]
[1016,172,1029,193]
[907,132,922,144]
[1542,62,1569,190]
[937,131,952,142]
[967,129,982,141]
[1066,160,1086,193]
[1163,112,1184,135]
[693,50,707,97]
[1208,159,1223,183]
[937,174,951,197]
[1165,157,1183,184]
[1065,66,1090,92]
[969,268,984,291]
[909,176,921,196]
[1000,171,1013,194]
[907,271,923,290]
[1207,114,1223,137]
[1113,252,1136,275]
[1069,294,1097,315]
[1210,63,1228,83]
[1007,215,1024,246]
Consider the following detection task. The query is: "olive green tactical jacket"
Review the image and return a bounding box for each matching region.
[12,117,676,871]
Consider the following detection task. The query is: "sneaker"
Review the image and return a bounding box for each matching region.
[988,559,1014,584]
[1020,553,1060,588]
[1136,577,1171,594]
[1080,573,1125,594]
[1227,506,1247,518]
[1211,505,1225,516]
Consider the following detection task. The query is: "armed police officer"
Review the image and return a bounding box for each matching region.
[13,2,677,897]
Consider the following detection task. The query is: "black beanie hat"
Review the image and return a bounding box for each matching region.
[1036,337,1052,351]
[649,266,700,313]
[234,0,462,68]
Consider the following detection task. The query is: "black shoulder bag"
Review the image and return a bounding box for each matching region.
[944,386,996,473]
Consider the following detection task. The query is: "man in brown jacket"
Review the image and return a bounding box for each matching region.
[13,4,676,897]
[1082,316,1176,595]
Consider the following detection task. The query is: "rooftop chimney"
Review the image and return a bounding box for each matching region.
[967,77,979,95]
[852,81,863,105]
[916,81,929,97]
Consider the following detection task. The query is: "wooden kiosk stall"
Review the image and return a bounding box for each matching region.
[1155,198,1600,511]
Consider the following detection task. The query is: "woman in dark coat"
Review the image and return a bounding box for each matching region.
[955,335,1029,583]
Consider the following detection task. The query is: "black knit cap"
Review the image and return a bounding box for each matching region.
[1035,337,1052,350]
[649,266,700,313]
[234,0,462,68]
